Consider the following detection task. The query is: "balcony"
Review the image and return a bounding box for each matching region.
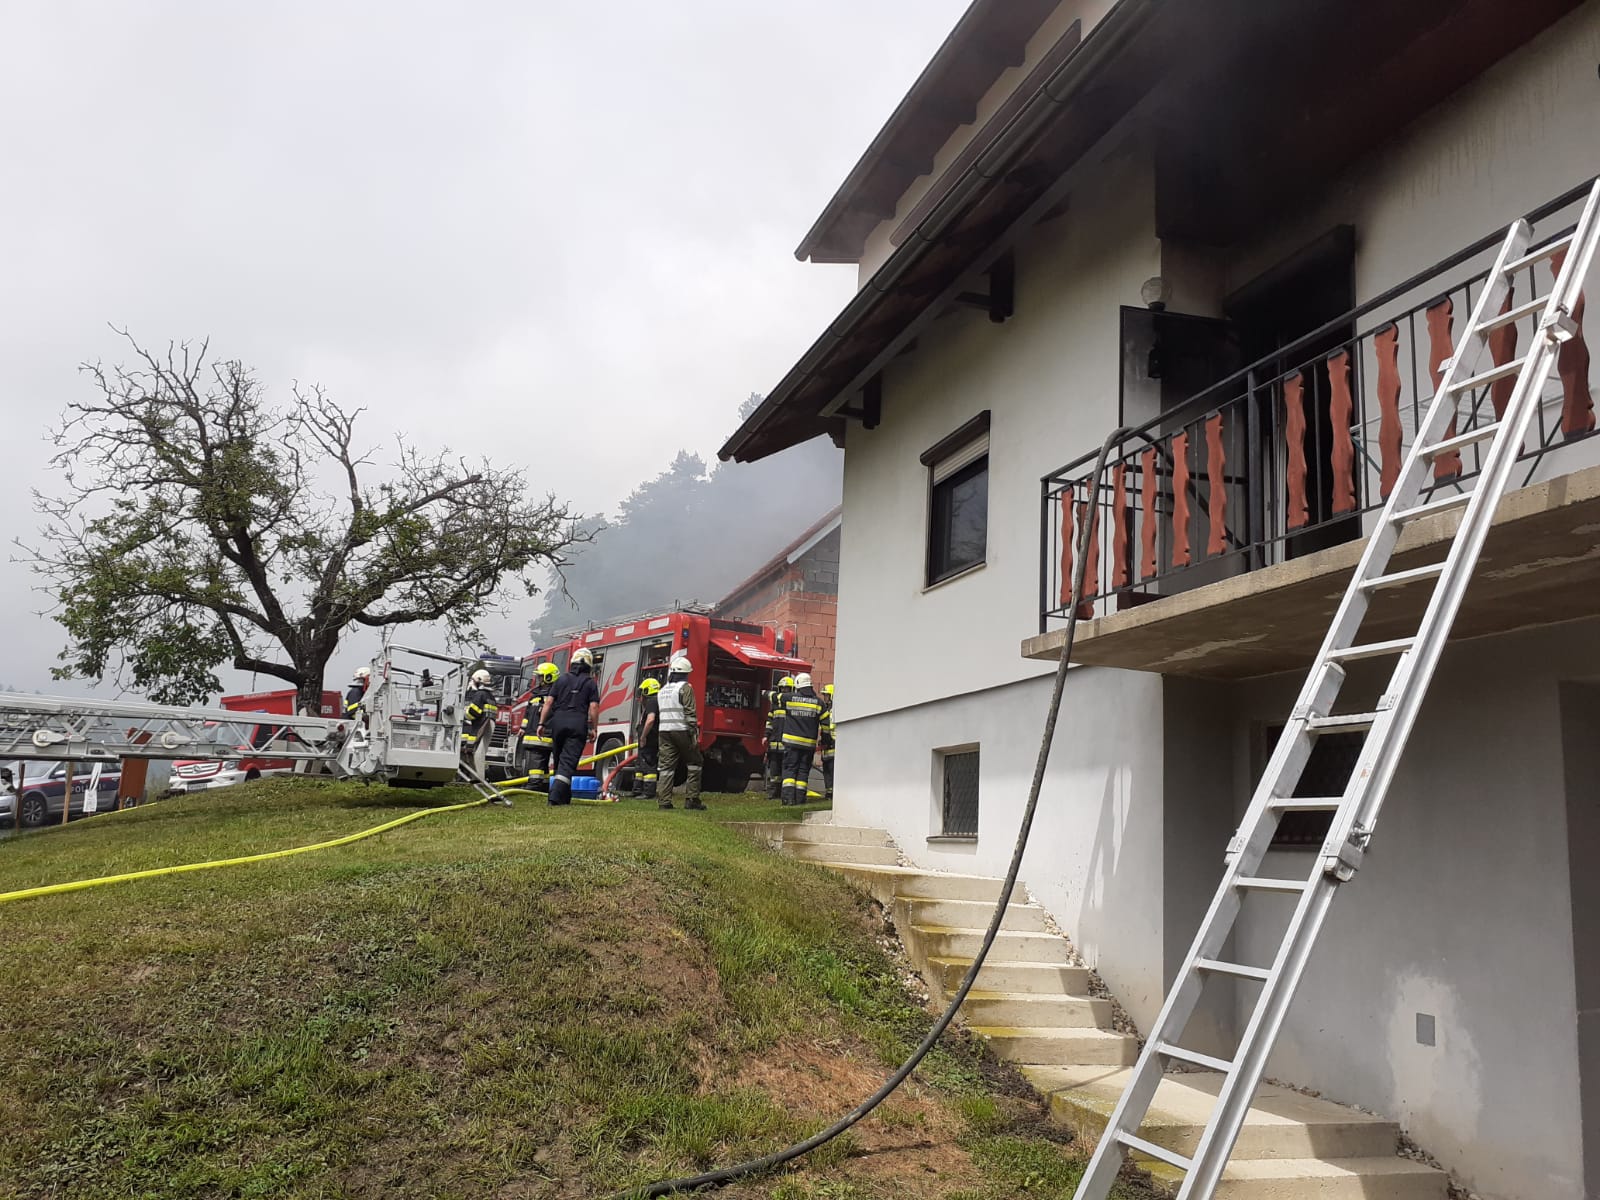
[1026,180,1600,678]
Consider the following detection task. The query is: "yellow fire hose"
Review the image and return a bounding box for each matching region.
[0,794,489,907]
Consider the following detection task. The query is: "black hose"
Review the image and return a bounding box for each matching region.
[621,427,1132,1199]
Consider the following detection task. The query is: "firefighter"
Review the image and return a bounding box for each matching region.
[781,673,824,806]
[764,675,794,800]
[632,677,661,798]
[460,668,499,781]
[655,656,705,811]
[538,648,599,807]
[819,683,835,802]
[344,666,371,717]
[519,661,559,791]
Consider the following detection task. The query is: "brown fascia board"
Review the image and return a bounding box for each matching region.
[792,0,1057,265]
[721,0,1158,465]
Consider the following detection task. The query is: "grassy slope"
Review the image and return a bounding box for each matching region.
[0,779,1140,1200]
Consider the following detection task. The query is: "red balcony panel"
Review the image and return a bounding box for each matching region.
[1172,432,1192,566]
[1140,447,1158,579]
[1058,489,1075,609]
[1076,494,1099,619]
[1551,247,1595,438]
[1374,324,1403,497]
[1327,349,1356,514]
[1284,372,1309,530]
[1426,298,1463,479]
[1205,413,1228,556]
[1487,288,1520,421]
[1111,462,1131,589]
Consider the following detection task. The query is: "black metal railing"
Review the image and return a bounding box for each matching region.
[1040,179,1600,631]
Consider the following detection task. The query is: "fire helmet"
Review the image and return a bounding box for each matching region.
[353,666,371,681]
[794,672,813,689]
[471,669,492,685]
[823,683,834,695]
[638,677,662,695]
[536,662,560,681]
[572,647,594,667]
[778,675,795,690]
[669,656,692,675]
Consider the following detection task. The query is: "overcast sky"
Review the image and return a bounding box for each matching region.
[0,0,967,698]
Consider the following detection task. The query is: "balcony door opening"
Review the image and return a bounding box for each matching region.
[1226,226,1357,561]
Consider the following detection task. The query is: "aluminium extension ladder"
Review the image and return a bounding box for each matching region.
[1072,179,1600,1200]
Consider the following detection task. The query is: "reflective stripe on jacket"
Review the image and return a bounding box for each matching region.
[781,689,822,748]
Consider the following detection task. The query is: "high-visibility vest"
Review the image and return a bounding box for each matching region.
[659,681,692,733]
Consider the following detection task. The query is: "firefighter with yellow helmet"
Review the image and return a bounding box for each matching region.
[537,647,599,807]
[518,661,560,791]
[632,676,662,797]
[764,675,794,800]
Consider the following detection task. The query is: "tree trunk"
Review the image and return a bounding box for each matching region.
[297,670,327,717]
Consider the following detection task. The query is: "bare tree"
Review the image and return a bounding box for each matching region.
[28,333,582,708]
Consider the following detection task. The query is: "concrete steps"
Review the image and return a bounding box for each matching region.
[783,839,901,866]
[749,814,1450,1200]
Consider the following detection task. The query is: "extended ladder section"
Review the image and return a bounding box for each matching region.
[0,693,347,763]
[1072,181,1600,1200]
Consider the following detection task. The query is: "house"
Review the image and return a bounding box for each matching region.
[714,506,841,684]
[721,3,1600,1197]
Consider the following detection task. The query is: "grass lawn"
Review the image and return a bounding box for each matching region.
[0,777,1144,1200]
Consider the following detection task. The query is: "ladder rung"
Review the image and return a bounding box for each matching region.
[1476,294,1550,334]
[1307,712,1378,733]
[1444,356,1528,394]
[1269,796,1343,812]
[1420,421,1502,459]
[1361,562,1446,591]
[1157,1041,1235,1074]
[1326,637,1416,663]
[1196,957,1271,982]
[1235,876,1311,893]
[1391,491,1471,524]
[1117,1130,1194,1172]
[1504,233,1574,275]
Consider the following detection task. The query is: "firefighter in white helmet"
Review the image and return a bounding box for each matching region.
[345,666,372,717]
[537,647,599,806]
[460,667,499,783]
[780,672,823,806]
[654,656,705,810]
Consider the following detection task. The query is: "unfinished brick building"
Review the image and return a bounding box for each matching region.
[715,507,840,684]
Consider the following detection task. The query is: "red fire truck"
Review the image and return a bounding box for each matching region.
[168,688,343,794]
[506,608,810,792]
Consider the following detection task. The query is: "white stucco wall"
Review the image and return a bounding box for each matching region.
[825,7,1600,1194]
[833,667,1171,1025]
[1219,619,1594,1200]
[836,139,1158,723]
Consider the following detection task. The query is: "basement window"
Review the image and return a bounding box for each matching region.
[1262,725,1361,848]
[937,747,980,839]
[923,412,990,586]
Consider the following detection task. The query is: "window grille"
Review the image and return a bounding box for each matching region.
[941,749,980,837]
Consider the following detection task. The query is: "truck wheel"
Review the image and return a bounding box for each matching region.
[20,792,49,828]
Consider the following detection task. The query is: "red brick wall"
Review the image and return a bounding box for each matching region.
[718,526,840,685]
[734,585,836,684]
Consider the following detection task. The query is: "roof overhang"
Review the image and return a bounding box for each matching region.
[794,0,1061,265]
[721,0,1583,466]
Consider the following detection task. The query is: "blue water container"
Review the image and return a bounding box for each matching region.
[570,775,601,799]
